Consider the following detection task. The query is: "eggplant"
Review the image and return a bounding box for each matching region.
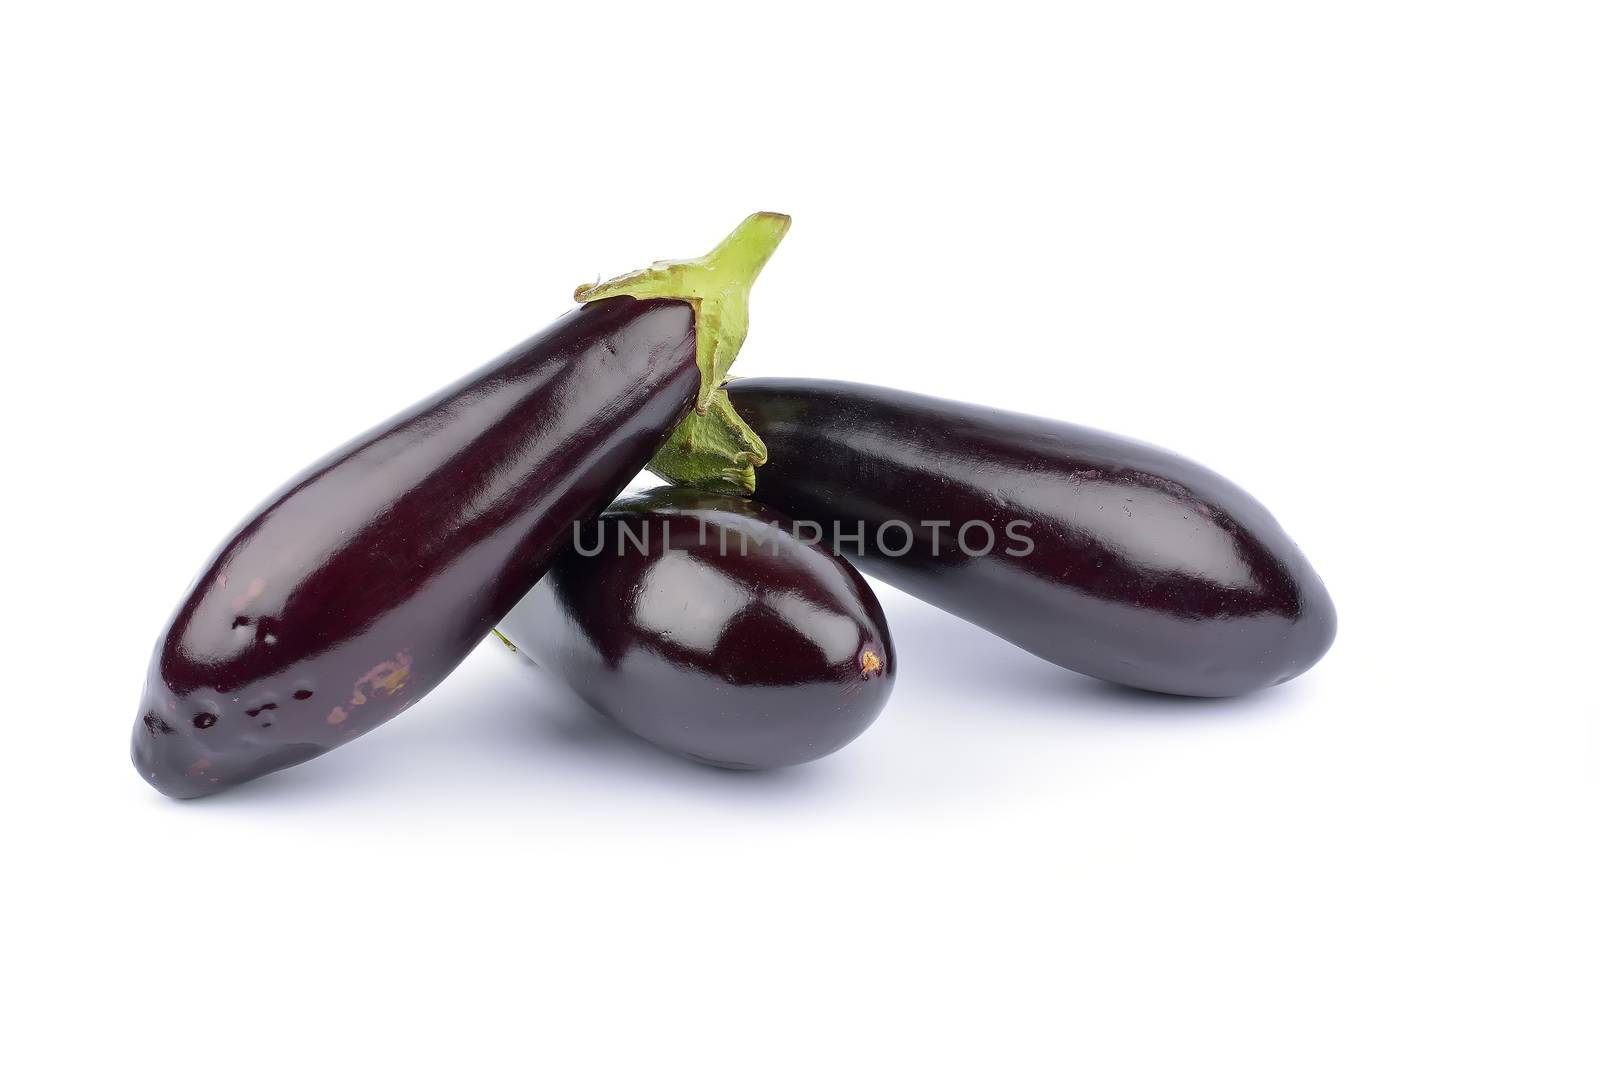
[723,378,1336,698]
[132,213,789,797]
[499,487,894,769]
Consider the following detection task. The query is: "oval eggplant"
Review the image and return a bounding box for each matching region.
[726,378,1336,698]
[132,213,790,797]
[499,486,895,769]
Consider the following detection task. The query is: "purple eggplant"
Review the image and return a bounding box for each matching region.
[499,487,894,769]
[722,378,1336,698]
[132,213,789,797]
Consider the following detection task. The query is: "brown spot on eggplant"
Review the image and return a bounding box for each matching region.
[859,648,883,678]
[360,653,412,698]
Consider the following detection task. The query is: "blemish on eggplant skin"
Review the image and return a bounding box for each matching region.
[327,706,347,726]
[142,711,176,737]
[362,653,413,698]
[859,648,884,678]
[293,689,313,701]
[193,711,218,729]
[341,652,414,711]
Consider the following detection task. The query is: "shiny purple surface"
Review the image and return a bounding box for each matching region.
[729,378,1336,697]
[133,298,698,797]
[501,487,895,769]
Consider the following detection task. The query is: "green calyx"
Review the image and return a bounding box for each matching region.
[644,387,767,494]
[574,211,790,494]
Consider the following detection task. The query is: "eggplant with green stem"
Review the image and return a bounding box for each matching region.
[669,377,1337,699]
[132,213,789,797]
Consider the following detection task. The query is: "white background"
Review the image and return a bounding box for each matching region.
[2,2,1595,1063]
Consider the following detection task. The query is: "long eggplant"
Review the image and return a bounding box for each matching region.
[723,378,1336,698]
[132,213,789,797]
[499,487,894,769]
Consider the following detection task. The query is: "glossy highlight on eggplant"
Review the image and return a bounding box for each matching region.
[727,378,1336,697]
[133,298,700,797]
[499,486,895,769]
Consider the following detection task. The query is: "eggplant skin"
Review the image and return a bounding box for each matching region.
[727,378,1336,698]
[133,298,698,798]
[500,487,895,770]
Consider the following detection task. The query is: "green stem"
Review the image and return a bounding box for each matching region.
[574,212,790,493]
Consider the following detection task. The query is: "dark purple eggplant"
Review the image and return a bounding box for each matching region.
[132,213,789,797]
[498,486,894,769]
[723,378,1336,698]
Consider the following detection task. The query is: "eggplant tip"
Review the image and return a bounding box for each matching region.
[860,648,884,678]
